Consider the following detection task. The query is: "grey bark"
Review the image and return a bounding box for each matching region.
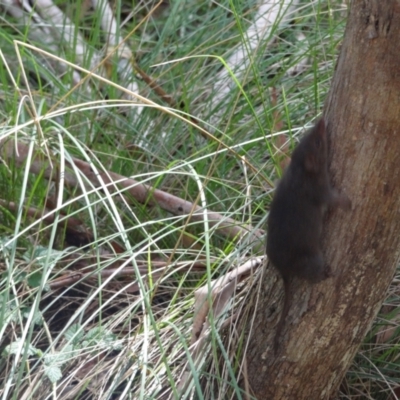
[244,1,400,398]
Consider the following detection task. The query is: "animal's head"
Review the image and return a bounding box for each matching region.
[292,118,328,174]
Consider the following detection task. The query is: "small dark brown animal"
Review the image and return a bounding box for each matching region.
[266,118,351,352]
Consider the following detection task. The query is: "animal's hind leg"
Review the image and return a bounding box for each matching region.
[295,252,331,283]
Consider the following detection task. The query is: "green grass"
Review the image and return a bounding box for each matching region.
[0,1,398,399]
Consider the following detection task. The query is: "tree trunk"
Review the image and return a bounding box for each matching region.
[245,1,400,398]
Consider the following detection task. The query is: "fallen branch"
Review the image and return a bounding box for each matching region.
[0,139,264,242]
[49,258,207,291]
[177,257,263,394]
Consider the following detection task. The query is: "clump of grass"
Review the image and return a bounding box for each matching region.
[0,1,398,399]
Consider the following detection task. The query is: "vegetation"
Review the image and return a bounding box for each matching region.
[0,1,398,398]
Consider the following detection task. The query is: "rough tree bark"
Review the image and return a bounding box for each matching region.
[244,1,400,398]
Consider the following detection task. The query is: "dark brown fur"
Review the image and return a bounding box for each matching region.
[266,118,351,353]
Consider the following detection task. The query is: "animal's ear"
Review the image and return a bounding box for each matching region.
[311,118,326,147]
[315,118,326,135]
[305,153,317,172]
[317,117,326,132]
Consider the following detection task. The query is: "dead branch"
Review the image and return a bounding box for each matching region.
[0,138,264,243]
